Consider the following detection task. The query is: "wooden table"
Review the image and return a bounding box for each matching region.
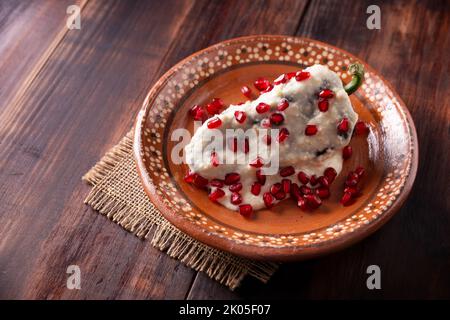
[0,0,448,299]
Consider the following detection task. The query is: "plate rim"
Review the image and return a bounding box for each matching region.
[133,35,419,261]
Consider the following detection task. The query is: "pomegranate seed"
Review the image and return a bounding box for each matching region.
[274,191,286,200]
[355,166,365,178]
[347,172,360,184]
[318,99,329,112]
[234,110,247,123]
[291,183,302,200]
[263,192,274,208]
[340,192,355,206]
[316,187,330,199]
[354,121,369,136]
[297,196,308,210]
[230,192,242,205]
[263,134,272,145]
[305,194,322,209]
[251,182,262,195]
[189,105,205,121]
[305,124,318,136]
[277,127,290,142]
[318,89,334,99]
[239,204,253,217]
[256,102,270,113]
[270,183,282,195]
[241,85,252,98]
[261,84,274,93]
[282,179,291,193]
[207,117,222,129]
[286,72,296,79]
[206,98,224,115]
[344,186,360,197]
[277,99,289,111]
[184,170,196,183]
[274,74,288,85]
[324,167,337,183]
[318,176,330,188]
[210,179,224,188]
[249,157,264,168]
[256,169,266,185]
[224,172,240,185]
[261,118,271,128]
[210,151,219,167]
[254,77,271,91]
[337,118,349,134]
[295,71,310,81]
[270,113,284,125]
[244,138,250,154]
[300,185,312,195]
[310,175,318,186]
[193,174,208,189]
[342,146,352,159]
[229,182,242,192]
[208,188,225,202]
[345,178,358,187]
[280,166,295,177]
[297,171,310,185]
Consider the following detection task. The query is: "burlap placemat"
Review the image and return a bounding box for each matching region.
[82,131,278,290]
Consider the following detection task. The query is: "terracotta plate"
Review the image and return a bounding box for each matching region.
[133,35,418,261]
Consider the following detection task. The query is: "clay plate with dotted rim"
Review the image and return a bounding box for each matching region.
[133,35,418,261]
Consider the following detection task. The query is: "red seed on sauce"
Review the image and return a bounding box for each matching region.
[234,110,247,123]
[297,171,310,185]
[208,188,225,202]
[193,174,209,189]
[305,124,318,136]
[206,98,224,115]
[344,186,360,197]
[274,191,286,200]
[340,192,355,206]
[318,176,330,188]
[261,84,274,93]
[270,183,282,196]
[251,182,262,196]
[230,192,242,205]
[286,72,297,80]
[189,105,205,121]
[355,166,365,178]
[254,77,271,91]
[241,85,252,98]
[282,179,291,193]
[183,170,196,183]
[280,166,295,177]
[310,175,318,186]
[229,182,242,192]
[337,118,349,134]
[342,145,353,159]
[297,196,308,210]
[291,183,302,200]
[263,192,274,208]
[277,99,289,111]
[256,102,271,113]
[354,121,369,136]
[324,167,337,183]
[316,187,330,199]
[207,117,222,129]
[300,185,312,195]
[239,204,253,217]
[256,169,266,185]
[305,194,322,209]
[224,172,240,185]
[295,71,311,81]
[270,113,284,125]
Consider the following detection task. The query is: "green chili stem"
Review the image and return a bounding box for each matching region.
[344,63,365,95]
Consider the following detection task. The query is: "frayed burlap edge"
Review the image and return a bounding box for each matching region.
[82,132,278,290]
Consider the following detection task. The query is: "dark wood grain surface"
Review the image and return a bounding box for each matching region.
[0,0,448,299]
